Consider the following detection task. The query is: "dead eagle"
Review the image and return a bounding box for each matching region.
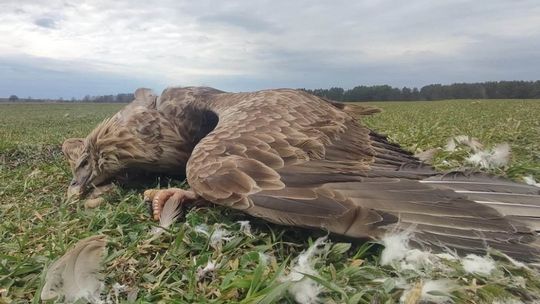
[63,87,540,262]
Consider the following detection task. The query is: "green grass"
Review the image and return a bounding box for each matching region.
[1,100,539,303]
[362,99,540,179]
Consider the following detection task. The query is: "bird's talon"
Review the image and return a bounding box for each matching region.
[143,188,196,221]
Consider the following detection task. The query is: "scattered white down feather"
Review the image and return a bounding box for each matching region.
[41,235,107,304]
[422,280,457,303]
[400,279,457,304]
[380,230,461,273]
[381,233,496,275]
[523,175,540,187]
[194,224,210,236]
[421,279,456,302]
[445,135,483,152]
[444,138,458,152]
[434,252,459,261]
[380,229,414,266]
[105,282,126,304]
[491,143,511,168]
[461,254,496,275]
[466,143,511,169]
[237,220,252,235]
[259,251,270,265]
[196,260,216,281]
[210,227,234,249]
[193,224,234,249]
[403,249,436,269]
[441,135,511,169]
[150,199,182,237]
[282,237,328,304]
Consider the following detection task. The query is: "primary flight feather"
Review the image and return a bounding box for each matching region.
[63,87,540,262]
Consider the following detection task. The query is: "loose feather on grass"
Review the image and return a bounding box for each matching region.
[150,198,182,237]
[40,235,107,304]
[523,175,540,187]
[196,260,216,281]
[194,224,210,236]
[466,143,510,169]
[421,279,457,303]
[281,237,328,304]
[438,135,511,169]
[193,224,234,249]
[105,282,126,304]
[461,254,496,275]
[236,220,252,236]
[380,230,460,273]
[209,227,234,249]
[380,229,414,266]
[400,279,457,304]
[444,135,483,152]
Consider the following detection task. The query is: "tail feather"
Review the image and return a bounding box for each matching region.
[413,231,540,263]
[422,172,540,231]
[508,216,540,231]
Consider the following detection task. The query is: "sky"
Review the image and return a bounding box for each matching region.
[1,0,539,98]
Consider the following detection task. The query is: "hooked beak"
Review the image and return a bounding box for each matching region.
[67,179,83,200]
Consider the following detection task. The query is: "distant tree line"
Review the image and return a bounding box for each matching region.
[4,81,540,102]
[81,93,135,103]
[1,93,134,103]
[301,80,540,101]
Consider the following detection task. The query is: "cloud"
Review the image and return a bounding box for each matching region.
[1,0,540,98]
[198,12,281,33]
[0,55,164,98]
[34,17,58,29]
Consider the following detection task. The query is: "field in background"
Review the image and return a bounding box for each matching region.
[362,99,540,179]
[0,103,123,150]
[1,100,539,303]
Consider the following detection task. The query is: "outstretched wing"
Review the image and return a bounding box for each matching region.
[186,89,540,261]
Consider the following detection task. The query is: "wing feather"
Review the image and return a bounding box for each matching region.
[185,88,540,261]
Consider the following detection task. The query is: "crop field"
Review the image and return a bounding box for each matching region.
[1,100,540,303]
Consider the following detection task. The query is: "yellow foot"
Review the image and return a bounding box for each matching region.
[143,188,198,221]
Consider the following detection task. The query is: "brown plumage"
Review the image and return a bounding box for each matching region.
[64,87,540,262]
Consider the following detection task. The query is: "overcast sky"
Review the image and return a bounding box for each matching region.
[1,0,539,98]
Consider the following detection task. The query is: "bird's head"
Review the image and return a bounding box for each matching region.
[64,116,128,199]
[66,150,103,199]
[63,105,191,200]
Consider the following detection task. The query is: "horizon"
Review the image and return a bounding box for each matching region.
[1,1,540,99]
[3,79,540,101]
[2,79,540,100]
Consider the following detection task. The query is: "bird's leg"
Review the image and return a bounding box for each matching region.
[143,188,198,221]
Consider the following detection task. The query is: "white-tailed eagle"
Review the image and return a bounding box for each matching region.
[63,87,540,262]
